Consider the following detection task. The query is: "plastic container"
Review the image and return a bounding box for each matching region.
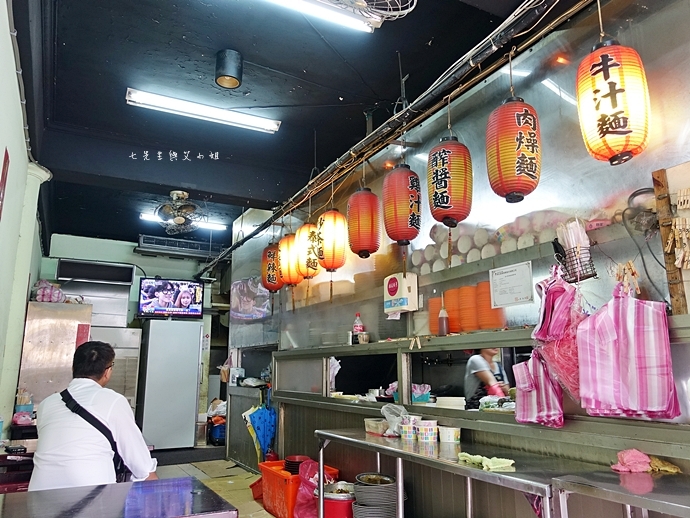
[438,426,461,443]
[411,392,430,403]
[250,477,263,500]
[259,460,339,518]
[364,418,388,436]
[14,404,33,413]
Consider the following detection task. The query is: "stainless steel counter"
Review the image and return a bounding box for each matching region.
[554,472,690,518]
[1,477,238,518]
[314,428,604,518]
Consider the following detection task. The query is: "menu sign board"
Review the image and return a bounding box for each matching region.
[489,261,534,308]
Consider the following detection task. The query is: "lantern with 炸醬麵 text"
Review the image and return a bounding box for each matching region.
[427,136,472,228]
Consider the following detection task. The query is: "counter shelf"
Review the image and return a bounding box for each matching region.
[2,476,239,518]
[554,472,690,518]
[314,428,604,518]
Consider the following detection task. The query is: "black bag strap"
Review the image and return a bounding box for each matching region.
[60,389,123,464]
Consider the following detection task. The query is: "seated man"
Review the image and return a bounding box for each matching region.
[29,341,157,491]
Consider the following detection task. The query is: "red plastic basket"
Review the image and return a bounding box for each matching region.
[258,460,339,518]
[250,477,263,500]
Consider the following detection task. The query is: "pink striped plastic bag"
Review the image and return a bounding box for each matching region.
[514,349,564,428]
[577,283,680,419]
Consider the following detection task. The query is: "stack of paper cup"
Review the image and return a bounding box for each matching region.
[438,426,461,443]
[400,424,416,441]
[417,426,439,442]
[402,414,423,426]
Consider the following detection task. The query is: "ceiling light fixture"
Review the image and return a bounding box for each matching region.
[215,49,243,89]
[263,0,380,33]
[140,213,227,231]
[125,88,281,134]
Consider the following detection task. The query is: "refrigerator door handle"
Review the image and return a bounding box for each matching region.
[199,362,203,385]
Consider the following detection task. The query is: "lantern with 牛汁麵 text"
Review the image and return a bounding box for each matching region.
[576,39,650,165]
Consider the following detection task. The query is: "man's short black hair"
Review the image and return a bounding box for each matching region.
[73,341,115,380]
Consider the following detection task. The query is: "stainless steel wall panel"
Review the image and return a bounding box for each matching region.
[61,281,130,328]
[17,302,93,404]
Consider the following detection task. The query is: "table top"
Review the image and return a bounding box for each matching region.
[1,477,239,518]
[315,428,605,497]
[553,472,690,517]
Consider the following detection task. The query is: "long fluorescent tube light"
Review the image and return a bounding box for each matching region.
[140,213,227,231]
[264,0,379,33]
[541,79,577,106]
[125,88,281,134]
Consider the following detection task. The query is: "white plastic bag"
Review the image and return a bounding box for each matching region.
[380,404,408,436]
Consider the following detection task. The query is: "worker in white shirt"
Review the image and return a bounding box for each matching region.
[29,341,157,491]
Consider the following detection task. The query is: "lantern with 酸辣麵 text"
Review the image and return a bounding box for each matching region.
[427,136,472,228]
[295,222,322,279]
[576,40,650,166]
[261,242,284,292]
[383,164,421,245]
[486,96,541,203]
[278,233,303,286]
[347,188,380,258]
[317,209,347,271]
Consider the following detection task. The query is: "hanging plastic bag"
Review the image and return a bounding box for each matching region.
[380,403,408,436]
[293,460,335,518]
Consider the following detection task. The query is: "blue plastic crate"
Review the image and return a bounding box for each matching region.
[211,424,226,440]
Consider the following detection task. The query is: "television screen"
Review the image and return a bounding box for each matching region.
[230,276,271,321]
[138,278,203,318]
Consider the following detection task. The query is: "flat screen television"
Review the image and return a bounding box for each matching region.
[138,278,203,319]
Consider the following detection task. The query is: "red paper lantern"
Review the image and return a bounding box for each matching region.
[576,40,650,165]
[427,136,472,227]
[317,209,347,271]
[486,97,541,203]
[383,164,421,245]
[261,242,284,292]
[295,222,322,279]
[347,188,380,258]
[278,233,303,286]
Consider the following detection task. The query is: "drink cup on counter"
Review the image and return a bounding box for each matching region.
[400,424,416,441]
[438,426,461,443]
[417,426,438,442]
[416,419,438,428]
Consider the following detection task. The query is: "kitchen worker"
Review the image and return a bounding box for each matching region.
[29,341,157,491]
[463,348,509,410]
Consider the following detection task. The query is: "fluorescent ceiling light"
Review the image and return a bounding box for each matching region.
[264,0,379,33]
[125,88,281,134]
[501,68,530,77]
[140,213,227,231]
[541,79,577,106]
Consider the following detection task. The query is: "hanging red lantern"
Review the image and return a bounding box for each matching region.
[261,242,284,292]
[486,97,541,203]
[576,40,650,165]
[295,222,322,279]
[347,188,380,258]
[427,136,472,228]
[278,233,303,286]
[383,164,421,245]
[317,209,347,271]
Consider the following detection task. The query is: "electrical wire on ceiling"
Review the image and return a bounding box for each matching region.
[197,0,593,278]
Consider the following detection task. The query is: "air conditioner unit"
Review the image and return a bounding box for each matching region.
[134,235,230,261]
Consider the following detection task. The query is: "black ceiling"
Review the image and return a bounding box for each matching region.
[11,0,581,249]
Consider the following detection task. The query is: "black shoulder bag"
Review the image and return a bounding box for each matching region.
[60,389,131,482]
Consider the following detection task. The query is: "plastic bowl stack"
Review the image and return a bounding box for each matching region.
[353,473,403,518]
[457,285,479,331]
[444,288,462,332]
[435,396,466,410]
[284,454,310,475]
[476,281,506,329]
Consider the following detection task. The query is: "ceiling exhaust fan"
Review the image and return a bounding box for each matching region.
[154,191,206,235]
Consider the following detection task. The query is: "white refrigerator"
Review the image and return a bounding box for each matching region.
[136,319,203,449]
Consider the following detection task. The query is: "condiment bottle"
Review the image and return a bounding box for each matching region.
[438,293,449,336]
[353,313,364,344]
